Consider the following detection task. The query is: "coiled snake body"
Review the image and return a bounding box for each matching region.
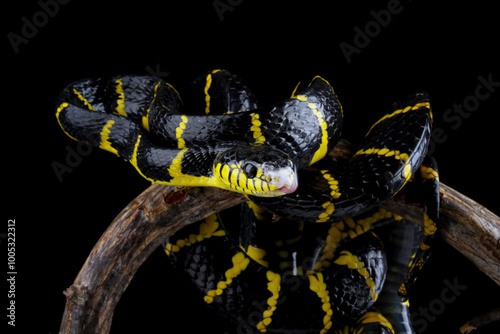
[56,69,439,333]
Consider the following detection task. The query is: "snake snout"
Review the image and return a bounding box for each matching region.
[264,165,298,195]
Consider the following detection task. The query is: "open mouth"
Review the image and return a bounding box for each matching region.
[263,166,298,196]
[277,181,298,194]
[273,173,299,195]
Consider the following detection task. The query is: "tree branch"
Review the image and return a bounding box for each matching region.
[382,182,500,285]
[59,185,245,334]
[439,184,500,286]
[58,142,500,333]
[460,307,500,333]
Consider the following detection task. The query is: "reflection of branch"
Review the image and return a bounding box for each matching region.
[59,141,500,334]
[59,185,246,334]
[382,182,500,286]
[460,307,500,333]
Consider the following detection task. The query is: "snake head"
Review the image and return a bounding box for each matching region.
[214,145,298,197]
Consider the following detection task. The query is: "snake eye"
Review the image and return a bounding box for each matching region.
[244,163,258,179]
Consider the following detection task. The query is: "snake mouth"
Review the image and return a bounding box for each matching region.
[268,167,298,195]
[277,180,298,194]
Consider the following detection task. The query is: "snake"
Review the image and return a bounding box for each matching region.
[55,69,440,333]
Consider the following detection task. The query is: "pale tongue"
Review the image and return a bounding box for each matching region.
[277,179,298,194]
[267,167,297,194]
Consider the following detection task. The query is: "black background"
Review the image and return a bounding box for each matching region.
[4,0,500,333]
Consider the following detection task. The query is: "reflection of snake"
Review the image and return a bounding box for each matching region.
[55,69,440,333]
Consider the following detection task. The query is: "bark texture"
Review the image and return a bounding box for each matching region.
[58,142,500,333]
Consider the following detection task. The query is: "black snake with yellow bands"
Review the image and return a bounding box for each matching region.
[56,70,343,197]
[55,69,440,333]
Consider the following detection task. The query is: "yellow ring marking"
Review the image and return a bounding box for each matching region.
[55,102,79,141]
[334,250,378,301]
[314,76,344,120]
[419,243,431,251]
[129,135,214,187]
[352,208,393,237]
[204,252,250,304]
[164,82,183,104]
[168,148,189,180]
[403,163,412,182]
[316,170,342,223]
[308,272,333,334]
[353,147,413,185]
[129,135,155,183]
[366,101,431,137]
[241,244,269,267]
[404,256,427,292]
[423,213,437,236]
[99,120,119,156]
[290,81,301,98]
[146,110,218,187]
[256,271,281,332]
[250,112,266,145]
[72,88,96,111]
[142,82,161,131]
[204,73,213,114]
[313,208,393,272]
[312,223,344,272]
[353,148,409,161]
[167,148,217,187]
[294,76,344,120]
[115,78,127,117]
[203,69,223,115]
[420,165,439,181]
[399,283,408,298]
[246,201,270,220]
[293,94,329,165]
[175,115,189,149]
[164,214,226,255]
[357,312,395,333]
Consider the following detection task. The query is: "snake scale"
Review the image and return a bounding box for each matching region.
[55,69,439,333]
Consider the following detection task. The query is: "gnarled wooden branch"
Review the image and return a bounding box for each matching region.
[381,182,500,286]
[58,142,500,334]
[59,185,246,334]
[460,307,500,333]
